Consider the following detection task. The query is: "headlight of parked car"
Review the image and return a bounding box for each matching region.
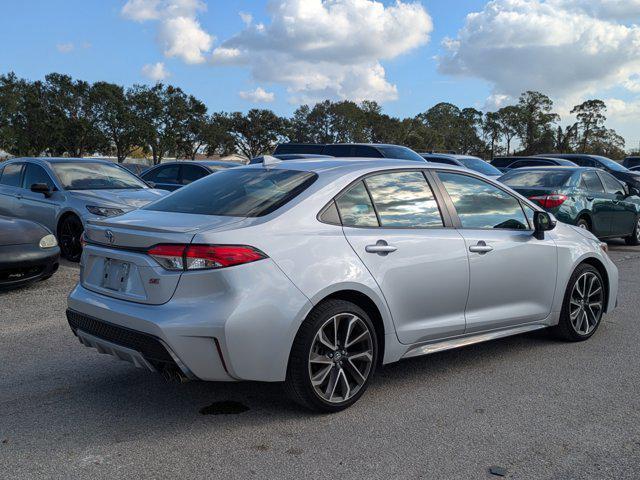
[39,234,58,249]
[86,205,125,217]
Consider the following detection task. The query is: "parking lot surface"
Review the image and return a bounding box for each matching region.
[2,243,640,479]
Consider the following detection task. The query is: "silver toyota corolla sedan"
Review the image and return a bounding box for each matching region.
[66,158,618,412]
[0,158,168,261]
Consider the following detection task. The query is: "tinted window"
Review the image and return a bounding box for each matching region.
[323,145,354,157]
[511,160,550,168]
[429,157,458,165]
[335,181,378,227]
[352,146,382,158]
[491,158,518,168]
[592,155,628,172]
[143,165,180,184]
[365,171,442,227]
[376,146,425,162]
[319,200,341,225]
[180,165,208,185]
[52,162,147,190]
[500,170,573,188]
[145,168,316,217]
[438,172,528,230]
[571,157,596,168]
[581,171,605,193]
[457,157,502,176]
[274,144,325,155]
[0,163,23,187]
[599,172,625,194]
[22,163,54,190]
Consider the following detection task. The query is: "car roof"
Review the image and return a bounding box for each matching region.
[421,153,481,160]
[9,157,116,164]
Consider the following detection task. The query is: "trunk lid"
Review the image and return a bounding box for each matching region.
[81,210,245,305]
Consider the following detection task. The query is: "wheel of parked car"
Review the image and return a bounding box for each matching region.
[625,216,640,246]
[285,300,378,413]
[58,215,84,262]
[576,218,590,231]
[552,264,604,342]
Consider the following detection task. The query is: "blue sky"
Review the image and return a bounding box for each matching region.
[2,1,639,148]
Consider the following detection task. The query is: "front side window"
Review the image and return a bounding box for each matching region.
[143,165,180,184]
[52,162,147,190]
[145,168,317,217]
[581,171,605,193]
[364,171,443,227]
[437,172,528,230]
[599,172,625,195]
[180,165,208,185]
[0,163,23,187]
[22,163,55,190]
[335,181,378,227]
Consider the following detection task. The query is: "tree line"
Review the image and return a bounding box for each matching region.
[0,72,629,163]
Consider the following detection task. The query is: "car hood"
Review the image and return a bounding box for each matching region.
[68,188,168,209]
[0,216,49,246]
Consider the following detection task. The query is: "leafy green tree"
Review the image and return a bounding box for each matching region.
[496,105,522,155]
[571,99,607,153]
[229,109,286,159]
[516,91,559,154]
[483,111,502,159]
[202,113,235,157]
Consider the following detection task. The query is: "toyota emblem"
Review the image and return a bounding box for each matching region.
[104,230,114,244]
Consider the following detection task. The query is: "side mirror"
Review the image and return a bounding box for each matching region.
[533,211,556,240]
[30,183,52,198]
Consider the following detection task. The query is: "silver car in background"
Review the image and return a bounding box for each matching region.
[67,158,618,412]
[0,158,168,261]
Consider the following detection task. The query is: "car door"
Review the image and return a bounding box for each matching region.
[337,170,469,344]
[598,171,637,236]
[141,164,181,191]
[580,171,612,237]
[15,162,58,230]
[434,171,557,333]
[179,164,210,186]
[0,162,24,217]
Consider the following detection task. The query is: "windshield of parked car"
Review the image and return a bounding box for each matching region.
[144,168,317,217]
[500,170,574,188]
[592,156,628,172]
[52,162,148,190]
[376,146,426,162]
[457,157,502,176]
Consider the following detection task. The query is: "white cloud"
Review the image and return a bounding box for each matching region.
[56,42,74,53]
[211,0,433,103]
[438,0,640,103]
[239,87,275,103]
[239,11,253,26]
[141,62,170,81]
[122,0,213,64]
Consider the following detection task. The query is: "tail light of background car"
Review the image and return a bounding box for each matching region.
[528,194,568,209]
[147,244,267,271]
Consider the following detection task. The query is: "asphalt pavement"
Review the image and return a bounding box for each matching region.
[1,243,639,479]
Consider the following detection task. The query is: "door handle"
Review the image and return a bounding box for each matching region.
[469,241,493,254]
[365,240,397,256]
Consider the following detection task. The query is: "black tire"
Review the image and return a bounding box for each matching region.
[576,217,590,231]
[624,216,640,246]
[58,215,84,262]
[285,299,379,413]
[551,263,605,342]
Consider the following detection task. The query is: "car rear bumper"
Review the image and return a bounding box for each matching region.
[0,244,60,289]
[66,259,313,382]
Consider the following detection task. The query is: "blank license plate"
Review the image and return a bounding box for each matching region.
[102,259,131,291]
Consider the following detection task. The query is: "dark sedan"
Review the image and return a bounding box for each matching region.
[537,154,640,190]
[623,156,640,169]
[0,216,60,289]
[500,167,640,245]
[140,160,243,191]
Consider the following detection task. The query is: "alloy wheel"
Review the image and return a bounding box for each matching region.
[569,271,603,335]
[308,313,374,404]
[59,216,83,261]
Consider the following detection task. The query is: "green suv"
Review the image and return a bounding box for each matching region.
[500,167,640,245]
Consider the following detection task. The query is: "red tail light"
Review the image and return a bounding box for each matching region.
[528,194,568,209]
[147,244,267,271]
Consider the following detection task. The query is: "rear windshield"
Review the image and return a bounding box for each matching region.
[376,146,425,162]
[144,168,317,217]
[500,170,574,188]
[458,157,502,176]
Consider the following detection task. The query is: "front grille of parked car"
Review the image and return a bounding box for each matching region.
[66,309,176,367]
[0,265,44,285]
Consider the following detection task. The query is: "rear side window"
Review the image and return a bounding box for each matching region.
[180,165,208,185]
[145,168,317,217]
[143,165,180,184]
[581,171,604,193]
[335,181,378,227]
[365,171,443,227]
[438,172,528,230]
[352,146,382,158]
[323,145,356,157]
[22,163,55,190]
[491,158,517,168]
[0,163,23,187]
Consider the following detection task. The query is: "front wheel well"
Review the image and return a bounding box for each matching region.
[577,257,610,310]
[576,213,592,229]
[56,211,82,237]
[316,290,386,365]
